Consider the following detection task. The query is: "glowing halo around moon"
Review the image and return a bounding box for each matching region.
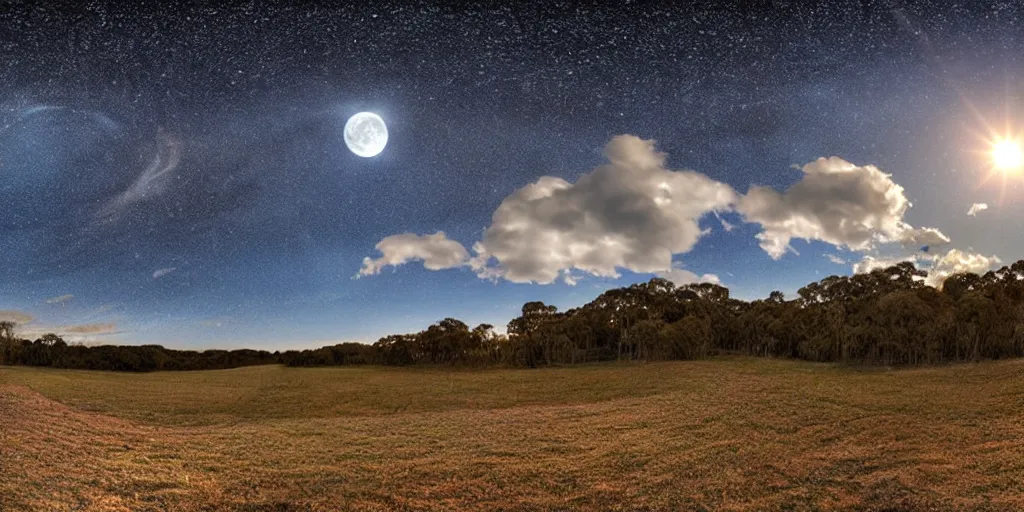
[344,112,388,158]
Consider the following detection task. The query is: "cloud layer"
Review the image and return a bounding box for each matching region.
[4,318,120,344]
[359,136,994,289]
[0,310,34,324]
[62,323,118,335]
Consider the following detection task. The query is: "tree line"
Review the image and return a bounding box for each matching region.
[3,260,1024,371]
[0,327,278,371]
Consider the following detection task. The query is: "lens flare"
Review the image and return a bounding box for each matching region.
[967,115,1023,206]
[992,138,1023,172]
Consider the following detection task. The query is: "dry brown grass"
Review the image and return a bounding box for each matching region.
[3,358,1024,511]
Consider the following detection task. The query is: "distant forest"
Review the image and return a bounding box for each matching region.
[3,260,1024,372]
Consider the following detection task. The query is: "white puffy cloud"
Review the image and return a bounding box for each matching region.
[967,203,989,216]
[360,139,971,289]
[852,254,920,275]
[924,249,1001,288]
[468,135,737,284]
[851,249,1001,289]
[657,265,721,286]
[738,157,948,259]
[359,231,469,276]
[45,294,74,305]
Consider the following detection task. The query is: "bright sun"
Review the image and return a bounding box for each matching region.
[992,138,1024,172]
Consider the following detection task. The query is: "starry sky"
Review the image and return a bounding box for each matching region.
[1,2,1022,348]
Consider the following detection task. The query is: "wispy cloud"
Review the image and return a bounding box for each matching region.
[152,267,177,279]
[45,294,74,305]
[62,323,118,334]
[824,253,846,265]
[199,316,235,328]
[713,211,734,232]
[96,130,183,221]
[0,310,34,323]
[17,322,122,344]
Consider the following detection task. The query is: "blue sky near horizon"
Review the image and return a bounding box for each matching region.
[1,3,1022,349]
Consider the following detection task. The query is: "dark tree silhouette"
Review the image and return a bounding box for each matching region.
[6,260,1024,371]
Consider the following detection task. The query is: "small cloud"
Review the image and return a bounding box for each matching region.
[967,203,988,216]
[152,267,177,279]
[657,263,721,286]
[0,310,34,324]
[713,211,734,232]
[852,254,920,275]
[46,294,74,305]
[562,271,580,286]
[825,253,846,265]
[358,231,469,277]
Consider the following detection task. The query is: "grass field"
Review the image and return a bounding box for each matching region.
[3,358,1024,511]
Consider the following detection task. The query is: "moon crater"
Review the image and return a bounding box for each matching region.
[344,112,388,158]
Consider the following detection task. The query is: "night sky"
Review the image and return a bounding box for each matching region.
[1,2,1022,348]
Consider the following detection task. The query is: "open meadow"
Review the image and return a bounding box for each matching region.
[3,358,1024,511]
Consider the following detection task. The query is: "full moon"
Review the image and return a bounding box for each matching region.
[344,112,388,158]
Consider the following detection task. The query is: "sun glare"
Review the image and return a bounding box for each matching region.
[972,130,1024,205]
[992,138,1024,172]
